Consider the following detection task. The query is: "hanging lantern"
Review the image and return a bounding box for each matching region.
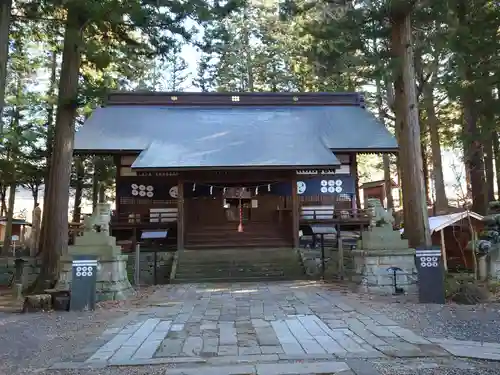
[210,186,213,195]
[192,183,196,191]
[268,184,271,192]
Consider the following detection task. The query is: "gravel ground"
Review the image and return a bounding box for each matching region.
[31,359,500,375]
[0,287,159,375]
[362,300,500,343]
[0,309,135,374]
[372,358,500,375]
[4,283,500,375]
[324,283,500,343]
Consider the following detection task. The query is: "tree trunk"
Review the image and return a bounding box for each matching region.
[390,10,431,248]
[483,133,495,203]
[481,88,496,204]
[92,157,99,210]
[39,49,59,254]
[32,188,39,208]
[72,157,84,223]
[382,154,394,210]
[424,83,448,212]
[0,185,6,216]
[462,104,485,213]
[1,182,16,255]
[98,184,106,203]
[375,76,394,210]
[2,78,21,255]
[457,0,486,214]
[36,7,84,287]
[421,137,431,205]
[493,132,500,199]
[0,0,12,136]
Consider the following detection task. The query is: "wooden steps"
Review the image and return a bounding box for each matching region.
[185,222,292,249]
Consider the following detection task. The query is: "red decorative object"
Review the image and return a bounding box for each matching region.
[238,198,244,232]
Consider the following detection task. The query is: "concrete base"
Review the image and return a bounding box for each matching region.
[55,255,135,301]
[350,249,417,295]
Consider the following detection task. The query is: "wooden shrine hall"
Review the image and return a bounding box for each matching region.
[73,92,398,250]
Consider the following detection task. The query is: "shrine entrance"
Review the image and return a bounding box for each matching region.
[224,198,252,223]
[182,176,295,249]
[223,187,253,224]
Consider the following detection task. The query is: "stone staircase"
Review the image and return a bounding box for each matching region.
[172,248,306,283]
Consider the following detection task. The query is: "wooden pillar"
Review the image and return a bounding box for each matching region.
[113,155,121,219]
[177,177,185,250]
[440,229,448,271]
[352,153,361,210]
[292,176,300,248]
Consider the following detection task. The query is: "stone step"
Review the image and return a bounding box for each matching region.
[175,266,303,273]
[174,248,305,282]
[172,274,307,283]
[175,269,304,278]
[178,250,298,260]
[178,255,299,260]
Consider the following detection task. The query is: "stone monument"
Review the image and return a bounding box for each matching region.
[350,199,417,294]
[54,203,134,301]
[29,204,42,256]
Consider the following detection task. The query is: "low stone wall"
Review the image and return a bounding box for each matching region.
[0,251,175,289]
[297,248,337,278]
[297,247,418,295]
[126,251,174,285]
[350,249,418,295]
[0,257,41,288]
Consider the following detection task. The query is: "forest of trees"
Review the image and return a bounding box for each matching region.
[0,0,499,287]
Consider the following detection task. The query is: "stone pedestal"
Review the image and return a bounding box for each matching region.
[351,222,418,295]
[54,216,134,301]
[359,226,410,251]
[350,248,417,295]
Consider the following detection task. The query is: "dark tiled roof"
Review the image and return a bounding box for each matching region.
[0,217,30,225]
[74,105,397,168]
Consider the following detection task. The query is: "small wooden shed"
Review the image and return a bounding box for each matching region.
[360,179,399,209]
[428,211,484,271]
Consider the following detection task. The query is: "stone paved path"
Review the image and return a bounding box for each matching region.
[49,281,464,374]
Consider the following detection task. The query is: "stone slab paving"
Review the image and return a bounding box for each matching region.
[429,337,500,361]
[49,281,491,373]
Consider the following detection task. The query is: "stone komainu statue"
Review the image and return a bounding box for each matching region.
[366,198,395,228]
[83,203,111,233]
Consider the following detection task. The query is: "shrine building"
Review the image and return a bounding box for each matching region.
[73,92,398,250]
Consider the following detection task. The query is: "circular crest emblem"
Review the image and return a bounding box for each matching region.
[297,181,307,194]
[169,186,179,198]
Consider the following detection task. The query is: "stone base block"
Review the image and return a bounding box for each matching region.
[360,227,410,251]
[350,249,417,295]
[297,248,335,277]
[55,254,135,302]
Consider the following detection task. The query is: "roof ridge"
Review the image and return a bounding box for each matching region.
[105,91,364,107]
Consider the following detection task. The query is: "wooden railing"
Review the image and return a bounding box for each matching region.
[299,207,370,224]
[111,210,178,228]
